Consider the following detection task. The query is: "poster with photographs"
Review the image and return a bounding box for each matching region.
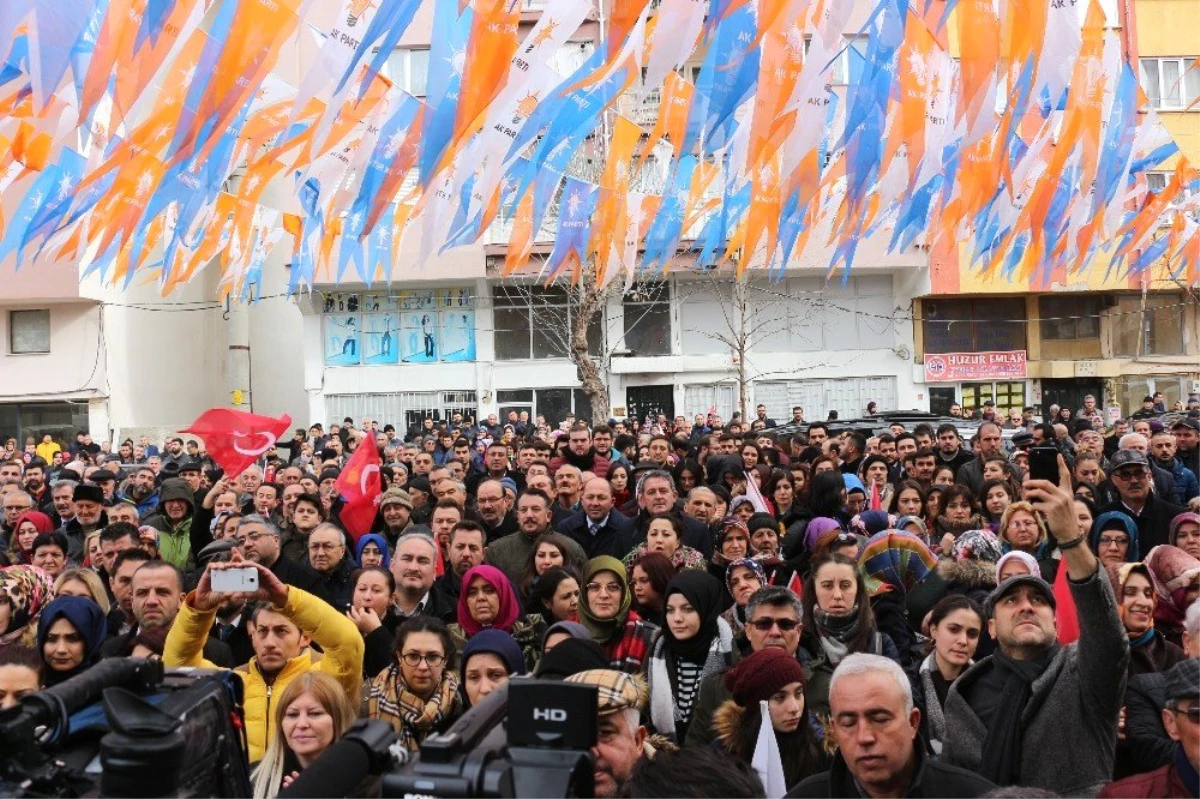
[324,312,360,365]
[399,311,438,362]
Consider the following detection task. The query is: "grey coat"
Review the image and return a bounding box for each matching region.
[942,566,1129,796]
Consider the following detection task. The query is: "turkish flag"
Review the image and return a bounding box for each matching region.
[1053,563,1080,645]
[336,438,381,541]
[181,408,291,479]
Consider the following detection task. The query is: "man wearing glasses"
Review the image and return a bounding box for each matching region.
[1101,450,1185,553]
[1099,658,1199,798]
[685,586,804,747]
[306,523,356,612]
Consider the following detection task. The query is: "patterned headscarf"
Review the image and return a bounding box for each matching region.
[1144,545,1200,630]
[859,531,938,597]
[0,565,55,646]
[950,529,1004,563]
[724,557,767,599]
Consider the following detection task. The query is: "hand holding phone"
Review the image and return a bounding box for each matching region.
[210,566,259,594]
[1028,447,1059,483]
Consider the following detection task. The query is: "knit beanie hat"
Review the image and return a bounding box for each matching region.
[723,647,805,707]
[378,487,413,510]
[461,629,526,677]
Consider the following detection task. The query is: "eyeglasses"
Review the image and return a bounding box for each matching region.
[749,617,801,632]
[1098,535,1129,548]
[401,652,445,668]
[244,531,277,542]
[587,582,622,595]
[1171,704,1200,723]
[3,505,30,512]
[1112,469,1146,481]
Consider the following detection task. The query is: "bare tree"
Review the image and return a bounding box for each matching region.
[677,270,837,420]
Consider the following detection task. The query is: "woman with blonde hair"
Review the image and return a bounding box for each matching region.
[998,500,1057,581]
[52,569,110,614]
[251,672,357,799]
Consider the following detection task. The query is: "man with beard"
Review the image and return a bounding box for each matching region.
[466,442,525,495]
[119,467,161,518]
[22,459,50,512]
[486,489,585,584]
[100,560,233,665]
[141,478,195,569]
[474,479,518,543]
[550,424,612,477]
[64,483,108,563]
[434,521,487,601]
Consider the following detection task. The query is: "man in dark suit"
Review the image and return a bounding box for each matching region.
[557,478,637,560]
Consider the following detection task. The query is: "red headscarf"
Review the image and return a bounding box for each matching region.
[12,511,54,557]
[457,565,520,636]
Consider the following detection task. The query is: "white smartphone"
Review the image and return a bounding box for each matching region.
[210,567,259,593]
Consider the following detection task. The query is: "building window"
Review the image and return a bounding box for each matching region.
[383,48,430,96]
[922,298,1026,354]
[9,309,50,354]
[1112,294,1186,356]
[493,284,602,361]
[1139,57,1200,110]
[497,388,592,428]
[623,282,672,356]
[1039,296,1101,341]
[960,381,1026,416]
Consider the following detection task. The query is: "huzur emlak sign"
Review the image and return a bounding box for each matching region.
[924,350,1028,382]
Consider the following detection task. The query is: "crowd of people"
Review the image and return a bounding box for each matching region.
[0,398,1198,798]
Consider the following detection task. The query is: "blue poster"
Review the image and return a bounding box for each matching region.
[324,314,360,365]
[400,311,438,362]
[440,310,476,362]
[361,313,399,364]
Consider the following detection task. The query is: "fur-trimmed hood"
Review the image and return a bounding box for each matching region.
[712,699,747,755]
[936,558,997,592]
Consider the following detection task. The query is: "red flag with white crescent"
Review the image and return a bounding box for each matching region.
[336,437,382,540]
[181,408,291,479]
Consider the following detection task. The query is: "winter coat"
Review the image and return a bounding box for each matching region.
[449,614,547,673]
[1100,494,1187,555]
[787,739,995,798]
[163,585,364,763]
[712,699,829,789]
[485,527,586,586]
[1154,457,1199,506]
[1098,758,1197,799]
[942,566,1130,796]
[798,627,900,721]
[143,478,196,569]
[1120,670,1174,774]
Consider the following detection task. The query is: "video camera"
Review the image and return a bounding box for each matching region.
[0,659,251,798]
[0,664,596,798]
[281,679,599,799]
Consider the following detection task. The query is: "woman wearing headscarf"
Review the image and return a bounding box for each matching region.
[1108,562,1187,678]
[1091,511,1141,569]
[646,571,735,743]
[577,556,658,674]
[7,511,54,566]
[36,595,107,686]
[719,557,765,639]
[1143,545,1200,648]
[448,565,545,672]
[459,629,527,708]
[0,565,55,651]
[713,648,828,790]
[782,471,848,566]
[354,534,390,570]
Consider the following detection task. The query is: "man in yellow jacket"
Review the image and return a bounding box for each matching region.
[164,555,364,763]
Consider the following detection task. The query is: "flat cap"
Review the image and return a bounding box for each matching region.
[564,669,648,716]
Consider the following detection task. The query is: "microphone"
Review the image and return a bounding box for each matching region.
[279,719,397,799]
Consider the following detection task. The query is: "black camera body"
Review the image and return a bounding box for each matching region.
[383,679,599,798]
[0,659,252,798]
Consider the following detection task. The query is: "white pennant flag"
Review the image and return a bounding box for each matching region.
[752,700,788,799]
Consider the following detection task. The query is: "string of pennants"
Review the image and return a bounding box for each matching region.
[0,0,1197,298]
